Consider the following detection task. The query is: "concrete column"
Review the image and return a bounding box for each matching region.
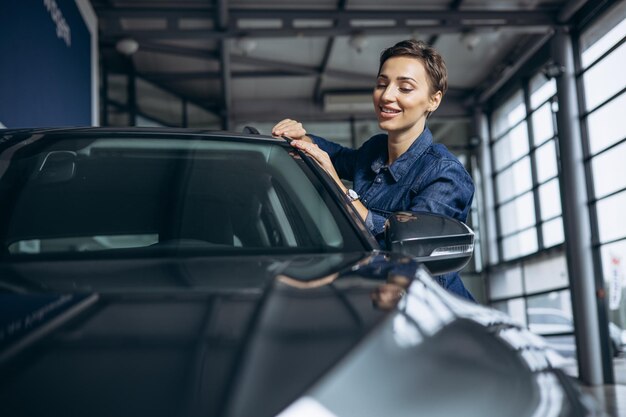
[552,27,603,385]
[475,107,499,269]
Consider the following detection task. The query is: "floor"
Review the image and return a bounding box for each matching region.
[564,357,626,416]
[582,384,626,417]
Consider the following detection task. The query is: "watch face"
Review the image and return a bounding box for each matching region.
[347,189,359,201]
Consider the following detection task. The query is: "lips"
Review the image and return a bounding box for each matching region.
[379,106,401,118]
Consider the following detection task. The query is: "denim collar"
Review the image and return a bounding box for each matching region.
[370,127,434,182]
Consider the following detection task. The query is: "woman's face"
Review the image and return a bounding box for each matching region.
[372,56,442,137]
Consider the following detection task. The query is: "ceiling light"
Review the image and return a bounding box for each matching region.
[236,37,257,55]
[115,38,139,56]
[542,60,565,79]
[348,32,368,53]
[460,31,480,51]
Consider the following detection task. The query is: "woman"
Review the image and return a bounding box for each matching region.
[272,39,475,300]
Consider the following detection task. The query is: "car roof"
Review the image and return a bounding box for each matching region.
[0,126,287,147]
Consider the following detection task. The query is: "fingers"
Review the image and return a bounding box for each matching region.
[291,140,338,177]
[290,140,321,160]
[272,119,307,140]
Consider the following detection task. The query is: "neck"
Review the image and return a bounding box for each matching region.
[386,121,426,165]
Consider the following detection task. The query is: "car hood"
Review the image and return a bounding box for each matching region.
[0,252,594,417]
[0,252,409,417]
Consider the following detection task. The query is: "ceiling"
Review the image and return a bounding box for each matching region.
[92,0,589,147]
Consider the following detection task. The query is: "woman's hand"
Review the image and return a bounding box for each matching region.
[273,118,369,223]
[290,140,341,184]
[272,118,338,181]
[271,119,312,143]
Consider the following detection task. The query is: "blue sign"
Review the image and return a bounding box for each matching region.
[0,0,92,128]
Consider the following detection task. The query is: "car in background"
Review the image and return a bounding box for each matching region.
[528,307,624,358]
[0,127,600,416]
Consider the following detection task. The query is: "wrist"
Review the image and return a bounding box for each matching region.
[346,188,360,202]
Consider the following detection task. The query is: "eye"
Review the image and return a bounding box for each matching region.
[399,87,414,93]
[376,83,388,89]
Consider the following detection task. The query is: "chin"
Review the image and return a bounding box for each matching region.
[378,119,396,132]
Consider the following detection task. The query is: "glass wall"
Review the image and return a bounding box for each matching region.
[578,1,626,382]
[487,66,576,373]
[489,73,563,262]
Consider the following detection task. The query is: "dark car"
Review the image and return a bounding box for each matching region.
[0,128,599,416]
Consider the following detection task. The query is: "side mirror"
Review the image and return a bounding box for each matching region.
[385,211,474,275]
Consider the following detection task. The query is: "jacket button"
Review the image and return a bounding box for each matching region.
[375,177,382,183]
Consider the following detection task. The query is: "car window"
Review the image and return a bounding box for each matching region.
[0,135,365,257]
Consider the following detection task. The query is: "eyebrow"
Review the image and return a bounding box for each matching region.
[377,75,417,82]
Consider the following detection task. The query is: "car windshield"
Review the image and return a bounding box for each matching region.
[0,134,366,257]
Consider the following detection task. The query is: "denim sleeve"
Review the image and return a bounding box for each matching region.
[437,272,475,302]
[410,160,475,223]
[368,159,474,238]
[368,211,389,237]
[309,134,358,181]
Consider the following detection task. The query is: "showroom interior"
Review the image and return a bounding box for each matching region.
[1,0,625,414]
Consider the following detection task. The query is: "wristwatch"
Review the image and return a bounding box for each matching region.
[346,188,360,202]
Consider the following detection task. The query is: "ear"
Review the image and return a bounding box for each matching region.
[428,90,443,112]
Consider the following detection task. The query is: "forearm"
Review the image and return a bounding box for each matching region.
[336,182,369,221]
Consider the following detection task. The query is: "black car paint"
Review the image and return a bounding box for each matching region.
[0,128,598,417]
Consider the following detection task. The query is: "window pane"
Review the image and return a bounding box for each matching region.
[597,190,626,243]
[530,75,556,110]
[496,157,532,202]
[493,123,529,172]
[489,265,523,299]
[591,140,626,199]
[527,291,577,362]
[502,228,538,261]
[535,140,558,183]
[499,192,535,236]
[538,179,562,220]
[527,290,573,331]
[492,90,526,138]
[531,102,555,145]
[524,254,568,293]
[582,41,626,111]
[580,3,626,68]
[542,217,565,248]
[587,92,626,155]
[492,298,527,327]
[599,239,626,312]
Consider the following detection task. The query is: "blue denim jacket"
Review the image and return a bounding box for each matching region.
[311,127,475,300]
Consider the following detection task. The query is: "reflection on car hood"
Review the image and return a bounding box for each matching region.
[0,252,410,417]
[0,252,597,417]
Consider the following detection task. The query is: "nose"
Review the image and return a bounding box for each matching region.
[379,85,395,103]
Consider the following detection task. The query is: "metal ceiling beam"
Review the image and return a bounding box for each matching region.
[96,8,556,23]
[474,30,554,104]
[315,38,336,103]
[98,9,557,41]
[133,73,220,115]
[102,25,553,41]
[230,54,374,83]
[137,41,220,60]
[134,70,313,80]
[105,41,375,82]
[558,0,589,22]
[313,0,346,104]
[427,0,464,46]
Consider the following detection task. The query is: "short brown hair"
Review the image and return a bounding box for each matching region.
[378,39,448,97]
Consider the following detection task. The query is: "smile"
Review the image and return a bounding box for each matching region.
[379,106,401,118]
